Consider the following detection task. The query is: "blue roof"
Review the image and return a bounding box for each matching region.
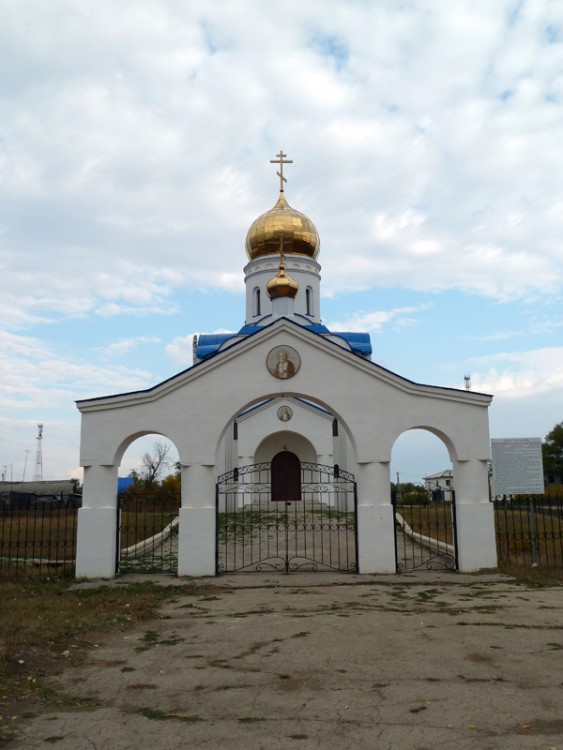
[333,332,372,356]
[196,333,236,359]
[304,323,330,334]
[195,321,372,360]
[118,477,134,493]
[238,324,264,335]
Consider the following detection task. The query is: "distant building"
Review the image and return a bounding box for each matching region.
[0,480,80,508]
[423,470,454,502]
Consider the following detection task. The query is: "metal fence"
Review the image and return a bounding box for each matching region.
[2,492,563,578]
[0,497,79,577]
[392,493,457,572]
[117,495,179,575]
[494,495,563,567]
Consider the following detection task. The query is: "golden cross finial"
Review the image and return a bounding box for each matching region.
[270,150,293,192]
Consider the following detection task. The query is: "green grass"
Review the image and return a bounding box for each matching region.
[140,708,203,722]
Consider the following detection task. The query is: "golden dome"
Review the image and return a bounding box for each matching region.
[266,257,299,300]
[246,191,320,260]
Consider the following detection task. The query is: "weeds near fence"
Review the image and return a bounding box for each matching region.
[494,496,563,568]
[0,502,77,578]
[497,562,563,586]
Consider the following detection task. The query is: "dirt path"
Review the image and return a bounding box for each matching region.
[7,572,563,749]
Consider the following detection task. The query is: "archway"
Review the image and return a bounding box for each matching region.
[391,429,457,572]
[117,434,180,576]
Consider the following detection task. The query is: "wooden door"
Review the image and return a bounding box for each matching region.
[271,451,301,502]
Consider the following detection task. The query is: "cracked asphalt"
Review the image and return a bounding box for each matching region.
[9,571,563,749]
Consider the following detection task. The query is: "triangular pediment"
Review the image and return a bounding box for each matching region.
[77,317,491,413]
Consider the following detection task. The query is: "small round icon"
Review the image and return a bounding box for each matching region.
[277,406,293,422]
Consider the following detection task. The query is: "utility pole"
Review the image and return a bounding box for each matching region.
[33,423,44,482]
[22,450,30,482]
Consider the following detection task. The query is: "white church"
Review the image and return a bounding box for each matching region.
[75,153,497,578]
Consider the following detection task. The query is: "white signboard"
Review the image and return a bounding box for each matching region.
[491,438,544,496]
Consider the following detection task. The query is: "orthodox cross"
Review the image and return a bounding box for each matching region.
[270,150,293,192]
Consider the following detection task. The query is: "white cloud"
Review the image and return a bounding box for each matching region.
[470,347,563,398]
[328,306,425,333]
[104,336,161,357]
[166,329,234,366]
[0,331,155,413]
[0,1,562,476]
[0,0,562,321]
[166,335,196,367]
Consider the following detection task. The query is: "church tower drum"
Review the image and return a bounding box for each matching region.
[243,151,322,326]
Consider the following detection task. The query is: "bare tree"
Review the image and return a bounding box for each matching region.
[141,441,172,484]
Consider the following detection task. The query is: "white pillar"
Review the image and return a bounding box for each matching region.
[453,459,497,571]
[356,460,395,573]
[177,464,216,577]
[75,464,119,579]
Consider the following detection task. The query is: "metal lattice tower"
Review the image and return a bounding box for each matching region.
[33,423,44,482]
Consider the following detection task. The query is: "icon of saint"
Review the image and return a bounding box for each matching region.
[273,350,295,379]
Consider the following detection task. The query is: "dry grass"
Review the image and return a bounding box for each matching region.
[0,509,78,561]
[119,509,177,549]
[398,504,454,545]
[495,506,563,567]
[497,562,563,586]
[0,576,183,742]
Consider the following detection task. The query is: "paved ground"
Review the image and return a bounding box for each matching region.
[9,571,563,749]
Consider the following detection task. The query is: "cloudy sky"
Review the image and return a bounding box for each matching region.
[1,0,562,483]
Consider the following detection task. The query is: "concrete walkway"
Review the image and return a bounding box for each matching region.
[11,571,563,749]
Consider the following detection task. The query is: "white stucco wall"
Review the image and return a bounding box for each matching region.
[231,398,334,467]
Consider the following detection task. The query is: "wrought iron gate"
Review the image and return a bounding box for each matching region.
[392,489,458,571]
[117,495,179,575]
[216,462,357,573]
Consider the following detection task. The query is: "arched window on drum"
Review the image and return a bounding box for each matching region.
[253,287,261,317]
[305,287,313,316]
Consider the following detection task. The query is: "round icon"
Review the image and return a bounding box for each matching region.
[277,405,293,422]
[267,346,300,380]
